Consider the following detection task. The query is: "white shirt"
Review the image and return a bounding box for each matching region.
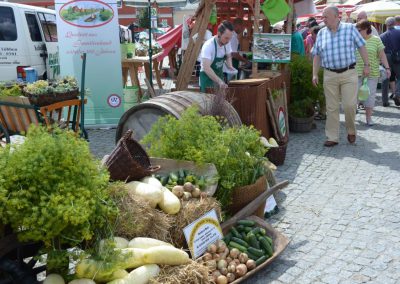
[371,25,379,37]
[230,31,239,53]
[196,30,213,62]
[200,37,232,72]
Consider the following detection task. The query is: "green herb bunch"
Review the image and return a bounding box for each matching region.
[142,106,267,209]
[0,126,117,248]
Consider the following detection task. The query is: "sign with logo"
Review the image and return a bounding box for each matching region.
[55,0,124,125]
[183,209,223,259]
[151,7,157,28]
[278,106,287,137]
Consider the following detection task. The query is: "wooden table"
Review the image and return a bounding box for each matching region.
[121,52,163,101]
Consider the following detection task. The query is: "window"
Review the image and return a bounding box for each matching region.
[38,12,57,42]
[0,7,17,41]
[25,13,42,42]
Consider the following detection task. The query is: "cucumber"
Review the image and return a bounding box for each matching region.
[247,247,265,257]
[236,225,245,232]
[248,233,260,249]
[252,227,266,235]
[223,232,232,244]
[230,227,241,239]
[159,176,169,186]
[255,255,269,266]
[241,231,247,239]
[265,236,273,246]
[169,172,178,182]
[237,220,255,227]
[229,241,247,252]
[231,237,249,248]
[245,250,259,261]
[259,236,273,256]
[243,227,253,233]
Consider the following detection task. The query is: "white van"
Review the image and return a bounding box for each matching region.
[0,2,60,82]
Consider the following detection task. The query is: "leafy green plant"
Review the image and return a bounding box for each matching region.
[138,8,150,29]
[141,106,268,210]
[289,54,324,118]
[0,126,117,249]
[23,80,53,95]
[0,84,23,98]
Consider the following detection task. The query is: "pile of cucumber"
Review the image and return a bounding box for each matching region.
[223,220,274,266]
[155,169,207,191]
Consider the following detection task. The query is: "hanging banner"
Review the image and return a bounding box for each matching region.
[253,33,291,63]
[55,0,124,125]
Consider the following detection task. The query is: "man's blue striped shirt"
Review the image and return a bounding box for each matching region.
[312,22,365,69]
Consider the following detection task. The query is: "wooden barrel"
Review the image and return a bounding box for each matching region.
[116,91,242,143]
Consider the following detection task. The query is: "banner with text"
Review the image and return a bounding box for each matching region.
[55,0,123,125]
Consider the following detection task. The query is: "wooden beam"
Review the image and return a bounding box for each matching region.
[176,0,215,91]
[252,0,260,77]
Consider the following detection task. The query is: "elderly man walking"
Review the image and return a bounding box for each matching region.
[312,6,370,147]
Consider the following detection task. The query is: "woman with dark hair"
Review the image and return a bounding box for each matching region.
[356,19,391,126]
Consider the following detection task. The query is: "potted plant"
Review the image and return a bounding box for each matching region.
[141,106,269,217]
[289,54,324,132]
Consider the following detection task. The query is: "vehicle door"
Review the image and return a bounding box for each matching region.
[37,11,60,79]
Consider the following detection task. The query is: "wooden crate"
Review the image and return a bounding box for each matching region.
[221,215,290,284]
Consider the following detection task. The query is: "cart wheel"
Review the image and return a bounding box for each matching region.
[0,240,45,284]
[0,123,10,145]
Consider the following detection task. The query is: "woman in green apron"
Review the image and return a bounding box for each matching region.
[199,21,236,92]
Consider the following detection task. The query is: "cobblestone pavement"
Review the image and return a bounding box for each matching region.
[88,94,400,284]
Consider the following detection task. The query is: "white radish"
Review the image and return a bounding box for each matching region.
[143,245,190,265]
[68,279,96,284]
[141,176,163,189]
[107,264,160,284]
[158,187,181,214]
[128,237,173,249]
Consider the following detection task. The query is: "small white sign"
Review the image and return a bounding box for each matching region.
[183,209,223,259]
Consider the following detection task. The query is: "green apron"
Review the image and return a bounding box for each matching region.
[200,38,227,92]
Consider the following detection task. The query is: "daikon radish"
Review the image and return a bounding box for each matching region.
[43,274,65,284]
[75,259,128,283]
[107,264,160,284]
[143,245,190,265]
[158,186,181,214]
[141,176,163,189]
[128,237,173,249]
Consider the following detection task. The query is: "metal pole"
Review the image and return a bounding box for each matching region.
[148,0,153,87]
[80,53,88,140]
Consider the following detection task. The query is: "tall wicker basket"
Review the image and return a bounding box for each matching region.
[105,130,160,182]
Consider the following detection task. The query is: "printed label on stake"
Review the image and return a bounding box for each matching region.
[278,106,287,137]
[183,209,223,259]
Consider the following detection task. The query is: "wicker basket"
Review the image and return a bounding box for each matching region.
[105,130,160,182]
[229,176,267,218]
[266,142,288,166]
[26,90,79,107]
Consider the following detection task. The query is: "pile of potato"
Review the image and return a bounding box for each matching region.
[200,240,256,284]
[172,182,208,201]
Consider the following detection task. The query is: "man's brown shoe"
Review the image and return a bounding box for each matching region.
[347,134,356,144]
[324,141,338,147]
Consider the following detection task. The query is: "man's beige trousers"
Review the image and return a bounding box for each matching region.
[323,68,358,142]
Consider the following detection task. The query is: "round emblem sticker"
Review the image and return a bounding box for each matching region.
[278,106,287,137]
[107,94,121,108]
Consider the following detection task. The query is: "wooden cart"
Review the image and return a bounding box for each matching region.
[0,96,87,145]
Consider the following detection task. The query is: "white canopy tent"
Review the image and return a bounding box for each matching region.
[350,0,400,24]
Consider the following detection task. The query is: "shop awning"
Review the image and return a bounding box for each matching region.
[156,24,182,61]
[343,0,363,5]
[123,0,199,7]
[350,0,400,23]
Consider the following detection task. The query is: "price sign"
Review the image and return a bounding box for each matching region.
[183,209,223,259]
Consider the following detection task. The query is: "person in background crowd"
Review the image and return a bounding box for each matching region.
[301,17,317,39]
[312,6,370,147]
[380,17,400,106]
[199,21,235,92]
[284,21,305,56]
[304,24,320,60]
[272,23,283,34]
[229,18,249,70]
[394,15,400,30]
[356,11,379,36]
[356,20,390,126]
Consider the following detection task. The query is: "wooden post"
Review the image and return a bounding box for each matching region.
[176,0,215,91]
[251,0,260,77]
